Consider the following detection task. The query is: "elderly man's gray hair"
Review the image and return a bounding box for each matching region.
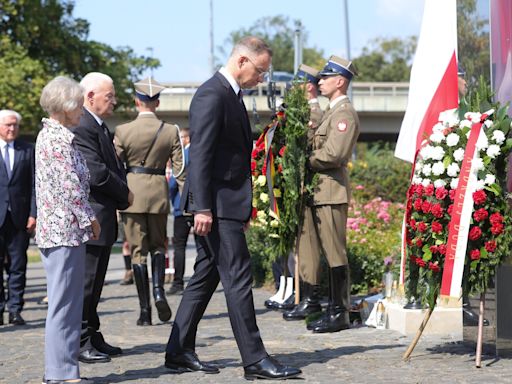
[80,72,114,93]
[0,110,22,123]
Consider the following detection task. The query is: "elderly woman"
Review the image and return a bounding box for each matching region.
[36,76,100,384]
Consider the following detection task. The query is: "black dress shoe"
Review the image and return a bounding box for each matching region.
[168,285,184,295]
[79,346,111,364]
[8,312,25,325]
[91,331,122,356]
[0,314,3,326]
[244,356,302,380]
[165,351,219,374]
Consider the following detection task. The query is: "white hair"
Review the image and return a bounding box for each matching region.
[40,76,84,114]
[80,72,114,93]
[0,110,21,123]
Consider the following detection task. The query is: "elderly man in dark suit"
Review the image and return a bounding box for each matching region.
[72,72,133,363]
[164,36,301,381]
[0,110,36,326]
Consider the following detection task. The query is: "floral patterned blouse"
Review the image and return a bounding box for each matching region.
[35,118,96,248]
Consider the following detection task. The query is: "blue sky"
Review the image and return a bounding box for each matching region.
[73,0,428,82]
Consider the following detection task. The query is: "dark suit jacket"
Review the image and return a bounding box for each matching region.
[72,109,130,246]
[0,140,36,230]
[181,71,252,222]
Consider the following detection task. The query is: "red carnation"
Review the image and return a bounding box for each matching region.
[430,245,438,254]
[491,222,504,235]
[414,198,422,211]
[473,208,489,222]
[251,207,258,220]
[415,257,426,268]
[447,204,454,215]
[431,221,443,233]
[449,189,456,201]
[485,240,497,253]
[430,203,444,218]
[468,226,482,241]
[470,249,481,260]
[490,212,504,224]
[428,262,441,273]
[415,184,424,197]
[473,190,487,205]
[425,184,435,196]
[409,219,417,230]
[438,244,447,255]
[435,187,448,200]
[278,146,286,157]
[416,238,423,247]
[421,200,432,213]
[417,222,427,232]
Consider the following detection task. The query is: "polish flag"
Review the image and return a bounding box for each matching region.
[394,0,459,163]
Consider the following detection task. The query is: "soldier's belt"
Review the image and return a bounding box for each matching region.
[127,166,165,175]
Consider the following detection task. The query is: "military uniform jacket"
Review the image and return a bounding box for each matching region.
[308,97,359,205]
[115,113,184,214]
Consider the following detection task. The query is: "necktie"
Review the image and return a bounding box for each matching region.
[237,90,244,105]
[3,144,12,180]
[101,122,111,140]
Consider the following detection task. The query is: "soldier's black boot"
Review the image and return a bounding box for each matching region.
[133,264,152,326]
[312,266,351,333]
[283,282,322,321]
[152,252,172,322]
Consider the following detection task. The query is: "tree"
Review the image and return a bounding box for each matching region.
[219,15,325,73]
[352,36,417,82]
[0,0,159,134]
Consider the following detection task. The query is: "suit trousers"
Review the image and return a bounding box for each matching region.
[0,212,29,314]
[41,245,85,381]
[81,244,111,340]
[298,204,348,285]
[172,215,193,287]
[122,213,167,264]
[166,218,267,367]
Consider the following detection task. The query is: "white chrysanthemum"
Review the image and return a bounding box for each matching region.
[446,133,460,147]
[434,179,446,188]
[484,120,494,128]
[492,130,505,144]
[432,161,445,176]
[474,180,486,191]
[460,119,473,128]
[430,146,445,161]
[453,148,465,162]
[486,144,500,159]
[450,178,459,189]
[439,109,459,127]
[419,145,433,160]
[472,158,484,171]
[256,175,266,187]
[256,210,267,220]
[430,131,445,143]
[465,112,482,123]
[447,163,460,177]
[484,174,496,185]
[476,132,489,150]
[412,176,422,185]
[270,219,279,228]
[422,163,432,177]
[421,178,431,187]
[432,122,445,133]
[259,192,269,203]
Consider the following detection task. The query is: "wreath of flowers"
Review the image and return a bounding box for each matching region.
[405,96,512,307]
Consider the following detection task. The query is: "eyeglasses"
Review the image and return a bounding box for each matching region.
[245,57,269,79]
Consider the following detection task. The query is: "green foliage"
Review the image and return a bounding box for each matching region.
[349,142,411,203]
[219,16,325,72]
[0,0,159,135]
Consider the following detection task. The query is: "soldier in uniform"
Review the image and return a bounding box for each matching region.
[283,56,360,333]
[296,64,323,129]
[115,77,184,326]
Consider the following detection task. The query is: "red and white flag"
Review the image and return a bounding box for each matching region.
[394,0,459,163]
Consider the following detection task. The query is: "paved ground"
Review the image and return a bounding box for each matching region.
[2,237,512,383]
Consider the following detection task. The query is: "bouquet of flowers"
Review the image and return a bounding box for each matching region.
[405,85,512,308]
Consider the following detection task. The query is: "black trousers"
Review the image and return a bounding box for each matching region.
[166,218,267,366]
[0,212,29,314]
[81,244,111,339]
[172,215,193,287]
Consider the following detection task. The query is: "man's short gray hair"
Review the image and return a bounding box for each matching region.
[231,36,273,58]
[40,76,84,115]
[0,110,21,124]
[80,72,114,93]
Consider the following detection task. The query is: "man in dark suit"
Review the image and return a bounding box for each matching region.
[164,36,301,380]
[72,72,133,363]
[0,110,36,326]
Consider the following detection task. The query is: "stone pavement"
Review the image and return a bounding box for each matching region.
[2,240,512,383]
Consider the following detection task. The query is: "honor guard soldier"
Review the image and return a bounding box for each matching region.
[296,64,323,129]
[284,56,360,333]
[115,77,184,326]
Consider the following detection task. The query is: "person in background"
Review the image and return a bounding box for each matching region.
[168,127,193,295]
[115,77,184,326]
[0,109,36,326]
[73,72,132,362]
[36,75,100,384]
